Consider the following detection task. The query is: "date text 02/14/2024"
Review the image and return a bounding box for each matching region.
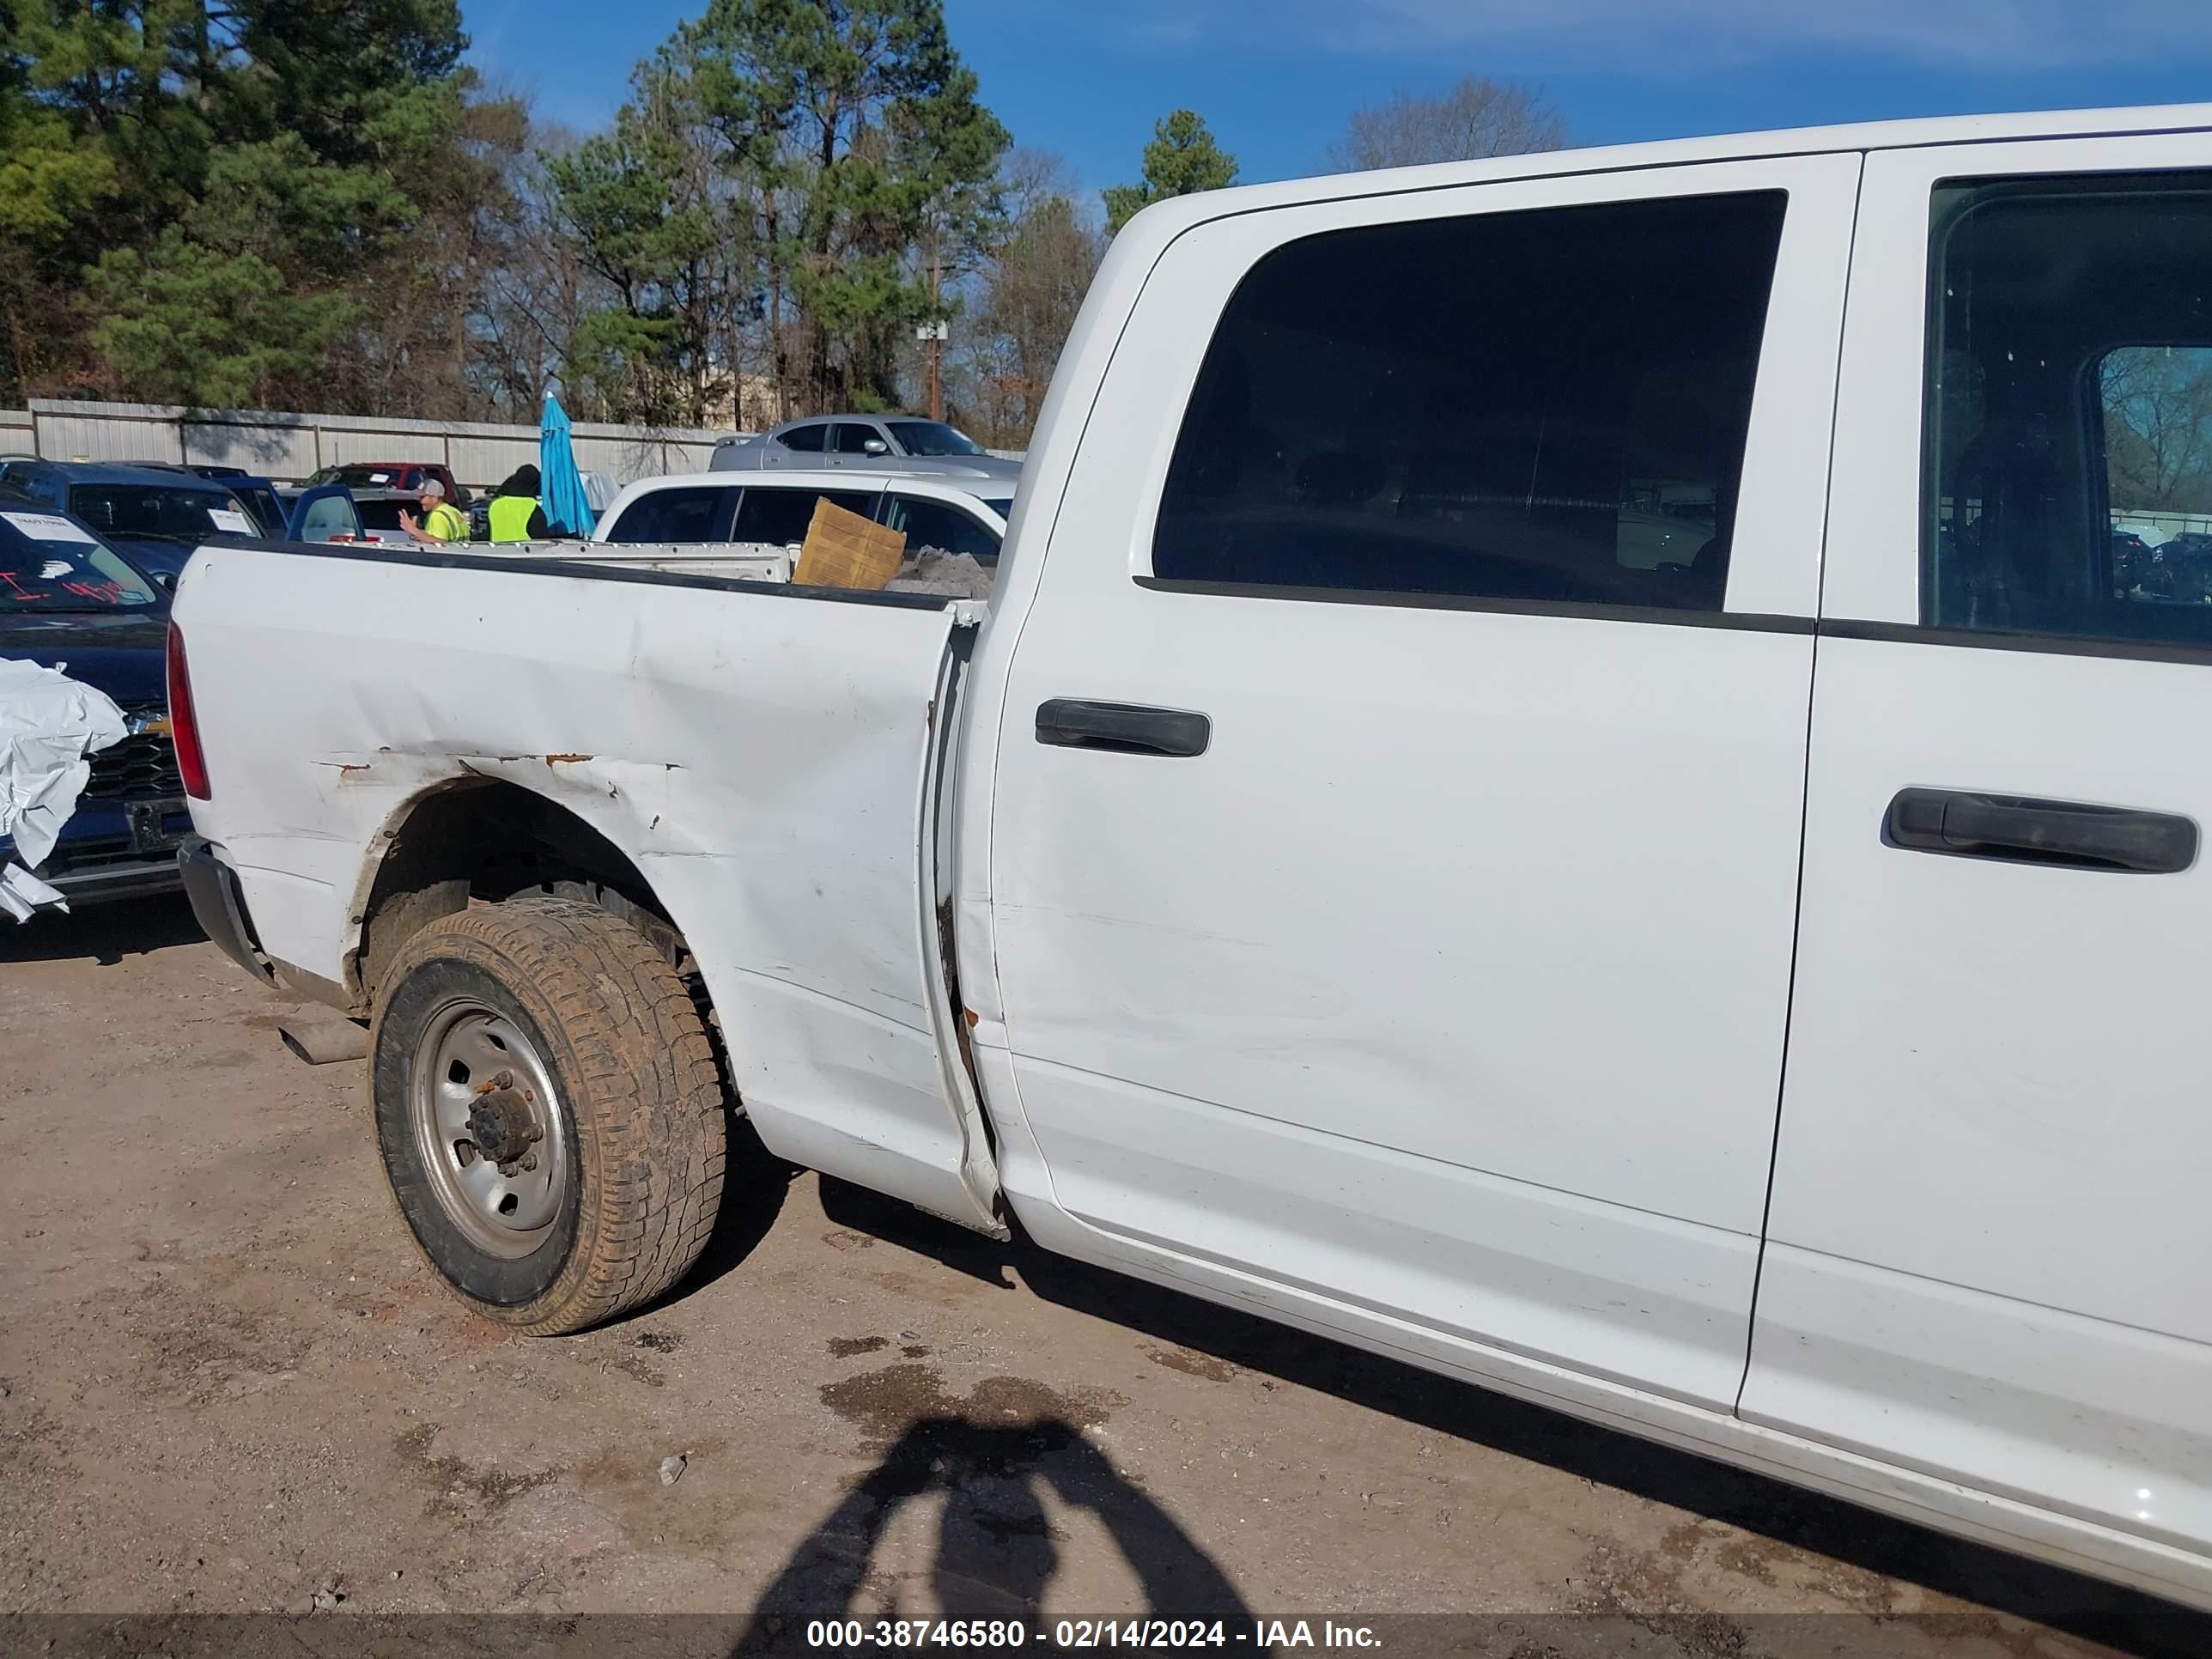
[805,1623,1382,1650]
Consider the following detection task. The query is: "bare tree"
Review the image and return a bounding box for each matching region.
[945,150,1102,447]
[1327,76,1567,173]
[471,125,617,419]
[2102,345,2212,514]
[319,82,538,422]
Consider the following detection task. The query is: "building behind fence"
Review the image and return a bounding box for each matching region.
[0,399,740,494]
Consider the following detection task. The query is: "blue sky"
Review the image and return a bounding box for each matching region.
[465,0,2212,202]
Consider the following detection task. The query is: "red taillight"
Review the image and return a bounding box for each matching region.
[167,622,210,800]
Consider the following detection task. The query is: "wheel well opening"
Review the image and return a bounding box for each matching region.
[354,780,690,1009]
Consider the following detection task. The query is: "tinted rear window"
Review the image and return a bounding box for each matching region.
[884,495,1000,562]
[68,484,242,543]
[322,465,417,489]
[732,487,878,546]
[1924,173,2212,647]
[606,486,736,544]
[1152,191,1786,611]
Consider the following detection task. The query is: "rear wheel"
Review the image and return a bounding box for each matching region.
[370,896,726,1334]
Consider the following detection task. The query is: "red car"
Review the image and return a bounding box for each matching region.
[304,460,471,505]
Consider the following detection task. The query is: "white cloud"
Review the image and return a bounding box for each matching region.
[1133,0,2212,70]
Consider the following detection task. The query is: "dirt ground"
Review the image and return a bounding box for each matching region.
[1,897,2204,1658]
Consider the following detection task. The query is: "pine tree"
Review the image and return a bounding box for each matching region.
[1103,109,1238,234]
[675,0,1010,410]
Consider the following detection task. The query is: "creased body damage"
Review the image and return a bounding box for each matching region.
[173,544,1000,1231]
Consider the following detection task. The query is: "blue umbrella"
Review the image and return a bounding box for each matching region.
[539,392,594,537]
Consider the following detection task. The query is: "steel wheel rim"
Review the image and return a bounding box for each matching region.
[409,998,569,1260]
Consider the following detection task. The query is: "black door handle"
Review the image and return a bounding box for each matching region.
[1036,699,1210,757]
[1886,788,2197,873]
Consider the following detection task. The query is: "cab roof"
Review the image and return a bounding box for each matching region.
[1123,100,2212,240]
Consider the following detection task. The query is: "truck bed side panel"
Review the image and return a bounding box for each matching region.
[173,544,995,1227]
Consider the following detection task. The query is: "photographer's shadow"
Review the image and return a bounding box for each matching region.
[731,1413,1251,1653]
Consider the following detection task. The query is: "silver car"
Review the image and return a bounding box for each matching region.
[710,415,1022,483]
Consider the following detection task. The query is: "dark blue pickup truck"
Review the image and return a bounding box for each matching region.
[0,497,191,902]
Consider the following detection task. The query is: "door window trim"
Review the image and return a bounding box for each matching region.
[1085,155,1859,629]
[1134,574,1815,634]
[1820,614,2212,665]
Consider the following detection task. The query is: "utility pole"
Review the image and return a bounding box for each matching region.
[916,314,949,422]
[927,239,945,422]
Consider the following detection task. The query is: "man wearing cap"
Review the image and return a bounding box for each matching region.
[399,478,468,544]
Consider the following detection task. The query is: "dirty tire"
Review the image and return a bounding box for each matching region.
[371,896,726,1335]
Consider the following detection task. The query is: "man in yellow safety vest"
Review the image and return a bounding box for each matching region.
[399,477,468,544]
[487,465,550,543]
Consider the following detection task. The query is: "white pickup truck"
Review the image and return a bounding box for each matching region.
[483,469,1012,582]
[169,105,2212,1608]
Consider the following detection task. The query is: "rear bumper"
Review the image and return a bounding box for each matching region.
[179,836,276,983]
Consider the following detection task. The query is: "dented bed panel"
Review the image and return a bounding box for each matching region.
[173,544,997,1228]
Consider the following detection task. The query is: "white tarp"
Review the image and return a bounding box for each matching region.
[0,863,65,923]
[0,656,128,918]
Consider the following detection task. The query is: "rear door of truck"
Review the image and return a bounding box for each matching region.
[983,154,1857,1409]
[1745,131,2212,1573]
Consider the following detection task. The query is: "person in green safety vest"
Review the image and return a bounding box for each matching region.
[487,464,550,543]
[398,477,468,544]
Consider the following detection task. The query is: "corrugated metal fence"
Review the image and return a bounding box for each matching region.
[0,400,738,492]
[2113,507,2212,539]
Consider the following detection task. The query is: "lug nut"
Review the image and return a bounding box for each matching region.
[521,1152,538,1172]
[526,1125,543,1143]
[492,1071,514,1091]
